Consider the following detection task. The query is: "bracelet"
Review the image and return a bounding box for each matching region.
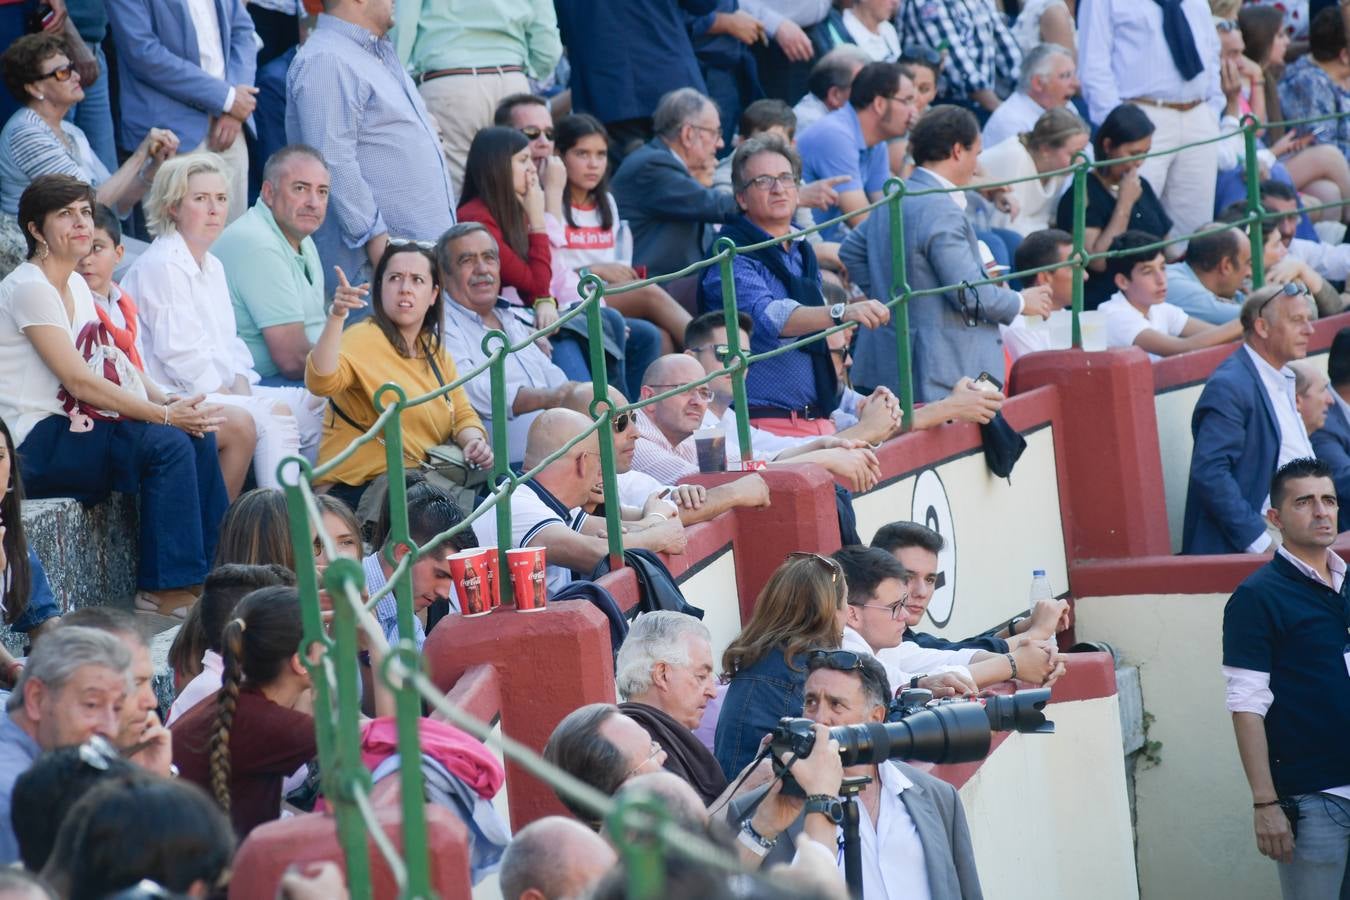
[738,819,777,856]
[161,403,170,426]
[534,297,558,308]
[1253,799,1281,808]
[1006,652,1019,681]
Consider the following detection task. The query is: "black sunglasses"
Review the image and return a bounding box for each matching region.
[806,649,866,671]
[689,343,734,363]
[612,411,633,433]
[520,125,555,141]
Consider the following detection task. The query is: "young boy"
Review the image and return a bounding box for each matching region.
[77,205,145,369]
[1100,230,1244,360]
[1001,228,1081,363]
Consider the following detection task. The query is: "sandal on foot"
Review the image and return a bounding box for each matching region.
[134,589,197,619]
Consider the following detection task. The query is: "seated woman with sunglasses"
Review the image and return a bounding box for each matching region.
[305,242,492,512]
[0,34,178,278]
[457,126,661,399]
[713,552,849,778]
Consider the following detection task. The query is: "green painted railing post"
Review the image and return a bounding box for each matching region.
[1070,154,1089,349]
[884,178,914,427]
[280,469,373,900]
[579,277,625,568]
[484,331,515,605]
[713,237,753,466]
[1242,115,1266,290]
[373,385,434,899]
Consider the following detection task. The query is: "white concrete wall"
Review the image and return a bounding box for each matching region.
[1074,592,1281,900]
[961,697,1138,900]
[852,427,1070,639]
[675,546,742,665]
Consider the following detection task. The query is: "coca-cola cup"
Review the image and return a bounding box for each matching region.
[507,547,548,611]
[448,548,492,617]
[480,547,502,610]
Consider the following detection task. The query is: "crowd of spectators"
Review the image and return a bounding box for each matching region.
[1,0,1350,896]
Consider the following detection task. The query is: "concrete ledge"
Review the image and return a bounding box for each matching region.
[21,495,139,611]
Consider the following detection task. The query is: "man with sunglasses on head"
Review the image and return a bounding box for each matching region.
[730,649,983,899]
[1184,284,1319,554]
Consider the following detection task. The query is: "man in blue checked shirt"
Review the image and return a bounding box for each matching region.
[898,0,1022,115]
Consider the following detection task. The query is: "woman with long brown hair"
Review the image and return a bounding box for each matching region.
[713,552,849,777]
[0,415,61,687]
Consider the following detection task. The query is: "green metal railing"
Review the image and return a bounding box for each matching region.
[276,110,1350,898]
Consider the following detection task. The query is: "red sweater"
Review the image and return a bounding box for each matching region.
[456,197,553,306]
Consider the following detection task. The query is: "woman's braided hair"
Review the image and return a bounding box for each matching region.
[207,586,304,814]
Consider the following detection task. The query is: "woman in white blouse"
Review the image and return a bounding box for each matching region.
[0,175,228,618]
[977,107,1090,238]
[841,0,901,62]
[122,153,325,491]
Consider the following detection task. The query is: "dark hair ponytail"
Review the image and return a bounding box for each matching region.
[207,586,304,814]
[0,418,32,628]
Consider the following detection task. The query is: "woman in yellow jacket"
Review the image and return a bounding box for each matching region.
[305,242,492,511]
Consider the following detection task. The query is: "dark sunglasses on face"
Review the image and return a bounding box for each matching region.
[520,125,555,141]
[689,343,734,363]
[612,411,633,433]
[30,61,76,83]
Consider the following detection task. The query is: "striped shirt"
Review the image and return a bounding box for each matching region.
[285,14,455,296]
[0,109,110,216]
[631,409,699,485]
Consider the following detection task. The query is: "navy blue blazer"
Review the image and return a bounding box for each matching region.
[1182,347,1282,555]
[107,0,256,151]
[1310,399,1350,532]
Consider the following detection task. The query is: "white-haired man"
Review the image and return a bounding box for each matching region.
[981,43,1082,149]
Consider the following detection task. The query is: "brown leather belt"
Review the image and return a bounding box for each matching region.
[415,64,524,85]
[1127,96,1204,112]
[749,405,825,421]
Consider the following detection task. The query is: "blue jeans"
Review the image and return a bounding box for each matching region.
[18,414,228,590]
[549,307,662,398]
[0,3,34,126]
[66,44,117,171]
[1278,793,1350,899]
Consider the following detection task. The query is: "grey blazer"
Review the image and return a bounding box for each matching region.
[842,168,1021,403]
[729,760,984,900]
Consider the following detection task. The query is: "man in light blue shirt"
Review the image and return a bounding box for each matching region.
[286,1,456,297]
[1166,224,1249,325]
[797,61,915,242]
[213,145,331,385]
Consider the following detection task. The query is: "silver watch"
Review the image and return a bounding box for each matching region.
[829,302,846,324]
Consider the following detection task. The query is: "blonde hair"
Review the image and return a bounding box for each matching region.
[143,152,231,237]
[1022,106,1090,153]
[1210,0,1241,20]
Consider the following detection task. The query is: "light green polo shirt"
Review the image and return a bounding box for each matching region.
[213,202,326,380]
[396,0,562,78]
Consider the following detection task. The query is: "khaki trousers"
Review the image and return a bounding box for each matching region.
[418,70,530,198]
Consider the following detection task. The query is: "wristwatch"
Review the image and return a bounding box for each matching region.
[829,302,847,325]
[803,794,845,825]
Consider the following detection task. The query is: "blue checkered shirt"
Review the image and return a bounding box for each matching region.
[899,0,1022,99]
[286,14,455,296]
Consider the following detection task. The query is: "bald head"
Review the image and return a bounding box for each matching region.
[523,408,602,507]
[561,382,628,417]
[640,355,713,445]
[613,772,710,833]
[524,408,598,468]
[499,816,617,900]
[642,354,706,390]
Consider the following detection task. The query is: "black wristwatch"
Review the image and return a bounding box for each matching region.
[829,302,847,325]
[803,794,844,825]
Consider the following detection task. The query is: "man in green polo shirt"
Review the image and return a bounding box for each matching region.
[213,144,331,387]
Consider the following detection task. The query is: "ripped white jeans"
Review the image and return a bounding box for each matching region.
[210,386,325,488]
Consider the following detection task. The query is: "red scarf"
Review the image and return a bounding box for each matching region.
[92,284,144,371]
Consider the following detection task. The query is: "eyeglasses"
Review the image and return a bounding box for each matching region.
[625,740,664,778]
[687,123,722,139]
[612,411,633,433]
[78,734,122,771]
[1215,18,1238,32]
[647,384,715,402]
[30,61,76,83]
[520,125,555,142]
[1255,280,1307,317]
[829,346,851,362]
[787,551,841,583]
[901,45,943,67]
[689,343,734,363]
[743,173,799,192]
[388,238,434,250]
[851,599,907,620]
[805,649,866,670]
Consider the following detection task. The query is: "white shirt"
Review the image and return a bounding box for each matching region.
[977,136,1070,237]
[982,91,1048,151]
[841,625,974,695]
[1077,0,1222,124]
[166,649,223,725]
[183,0,236,114]
[441,297,567,465]
[1099,293,1190,360]
[0,263,100,445]
[841,10,900,62]
[839,761,933,900]
[123,232,260,396]
[1290,236,1350,282]
[1222,547,1350,803]
[1244,344,1314,471]
[793,93,831,133]
[471,481,588,594]
[618,468,667,510]
[704,407,801,465]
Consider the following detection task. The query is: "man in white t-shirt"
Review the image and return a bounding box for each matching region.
[471,409,687,592]
[1099,230,1242,360]
[1001,228,1080,363]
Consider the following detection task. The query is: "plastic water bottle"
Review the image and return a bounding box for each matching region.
[1029,569,1053,607]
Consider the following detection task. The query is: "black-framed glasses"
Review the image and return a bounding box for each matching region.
[956,282,982,328]
[851,598,907,620]
[30,61,76,83]
[743,173,799,192]
[805,649,865,670]
[829,345,851,362]
[788,551,841,583]
[520,125,555,141]
[689,343,734,363]
[647,383,715,402]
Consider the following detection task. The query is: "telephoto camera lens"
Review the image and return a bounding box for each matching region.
[829,702,992,766]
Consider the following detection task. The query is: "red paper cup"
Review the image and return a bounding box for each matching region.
[480,547,502,610]
[448,548,492,617]
[507,547,548,611]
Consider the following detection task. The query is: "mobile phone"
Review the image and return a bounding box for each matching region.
[972,371,1003,393]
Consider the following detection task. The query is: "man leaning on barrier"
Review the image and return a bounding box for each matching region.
[471,409,687,594]
[1183,284,1318,555]
[1222,457,1350,899]
[844,105,1055,403]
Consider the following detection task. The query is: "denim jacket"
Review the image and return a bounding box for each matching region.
[714,647,806,779]
[8,547,59,634]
